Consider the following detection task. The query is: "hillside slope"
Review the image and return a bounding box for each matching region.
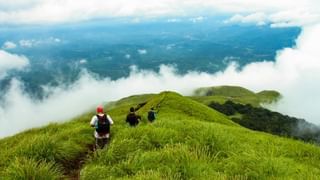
[0,91,320,179]
[192,85,281,107]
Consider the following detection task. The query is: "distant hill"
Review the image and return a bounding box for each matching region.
[208,100,320,143]
[257,90,282,104]
[192,85,281,107]
[1,90,320,179]
[192,86,320,143]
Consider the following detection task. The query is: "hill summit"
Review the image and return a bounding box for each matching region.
[0,88,320,179]
[193,85,281,106]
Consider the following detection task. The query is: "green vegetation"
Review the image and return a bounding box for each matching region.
[209,100,320,143]
[0,115,95,178]
[194,86,256,97]
[1,90,320,179]
[257,90,282,104]
[192,85,281,107]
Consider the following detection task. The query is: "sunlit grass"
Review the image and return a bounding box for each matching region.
[5,157,62,179]
[191,86,280,107]
[0,91,319,179]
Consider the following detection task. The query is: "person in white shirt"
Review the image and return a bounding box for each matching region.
[90,105,114,149]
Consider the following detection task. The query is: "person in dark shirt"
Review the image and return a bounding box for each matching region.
[147,107,157,123]
[126,107,141,127]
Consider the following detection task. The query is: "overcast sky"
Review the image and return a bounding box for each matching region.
[0,0,319,26]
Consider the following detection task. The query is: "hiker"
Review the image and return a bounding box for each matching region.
[90,105,113,149]
[126,107,141,127]
[147,107,157,123]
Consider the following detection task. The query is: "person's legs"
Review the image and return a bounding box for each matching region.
[95,138,102,149]
[101,138,108,149]
[96,137,109,149]
[95,138,99,150]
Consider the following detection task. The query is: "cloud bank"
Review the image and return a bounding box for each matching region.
[0,50,29,79]
[1,23,320,138]
[225,10,320,27]
[0,0,319,25]
[2,41,17,49]
[224,13,268,26]
[18,37,61,48]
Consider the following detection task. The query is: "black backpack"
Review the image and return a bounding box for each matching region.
[96,115,110,136]
[148,111,156,121]
[127,113,139,126]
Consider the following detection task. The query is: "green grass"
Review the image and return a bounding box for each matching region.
[4,157,62,180]
[194,85,256,97]
[192,85,281,107]
[0,90,319,179]
[257,90,281,104]
[0,114,95,178]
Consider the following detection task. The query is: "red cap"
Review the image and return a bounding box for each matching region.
[96,106,104,113]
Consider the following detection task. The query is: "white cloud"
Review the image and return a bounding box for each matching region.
[18,37,61,48]
[79,59,87,64]
[125,54,131,59]
[50,37,61,43]
[0,0,41,11]
[2,41,17,49]
[166,44,175,50]
[189,16,204,23]
[138,49,147,55]
[0,50,29,79]
[1,24,320,137]
[167,18,181,23]
[269,10,320,27]
[225,8,320,27]
[224,12,268,26]
[0,0,319,26]
[223,56,240,65]
[19,39,34,48]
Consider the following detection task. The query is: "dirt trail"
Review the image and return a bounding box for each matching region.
[62,98,160,179]
[64,144,95,180]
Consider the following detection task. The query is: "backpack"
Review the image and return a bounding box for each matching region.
[127,113,139,126]
[96,115,110,136]
[148,111,156,121]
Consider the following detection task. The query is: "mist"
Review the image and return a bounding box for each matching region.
[1,24,320,138]
[0,50,29,79]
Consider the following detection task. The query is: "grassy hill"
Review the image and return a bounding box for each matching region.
[1,91,320,179]
[192,85,281,107]
[208,100,320,143]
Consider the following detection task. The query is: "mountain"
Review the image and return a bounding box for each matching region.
[192,86,320,143]
[192,85,281,106]
[1,90,320,179]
